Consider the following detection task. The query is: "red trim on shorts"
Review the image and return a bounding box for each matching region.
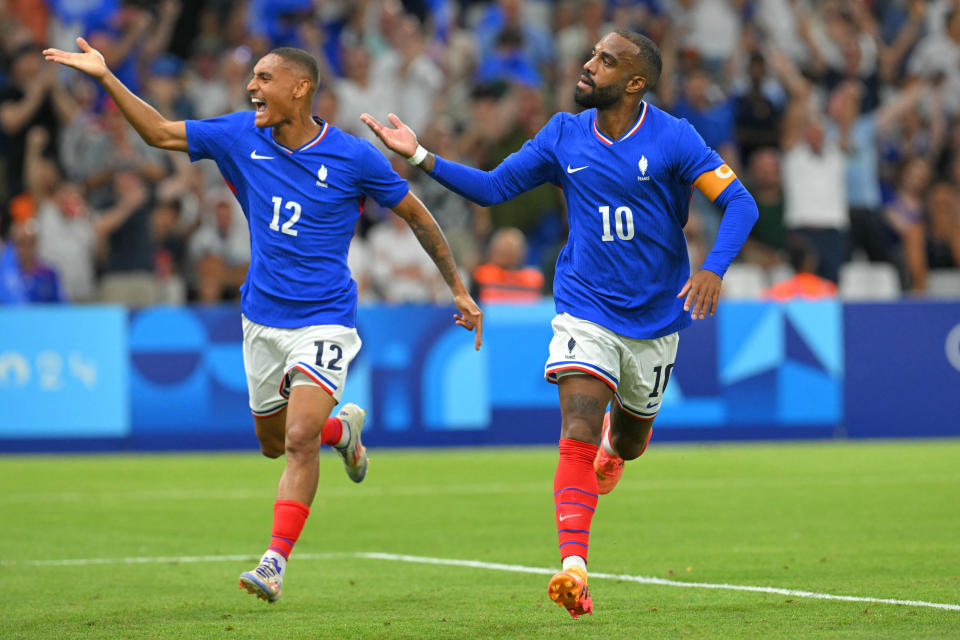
[282,364,336,397]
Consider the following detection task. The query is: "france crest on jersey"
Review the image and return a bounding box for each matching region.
[432,101,732,339]
[186,111,409,329]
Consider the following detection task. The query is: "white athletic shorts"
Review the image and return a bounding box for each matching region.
[242,315,362,417]
[544,313,679,419]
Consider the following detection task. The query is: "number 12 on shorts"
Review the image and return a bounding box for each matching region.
[314,340,343,371]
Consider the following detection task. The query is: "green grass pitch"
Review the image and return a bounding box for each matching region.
[1,439,959,639]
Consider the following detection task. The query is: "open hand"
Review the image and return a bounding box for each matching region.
[360,112,419,158]
[677,269,723,320]
[43,37,108,80]
[453,292,484,351]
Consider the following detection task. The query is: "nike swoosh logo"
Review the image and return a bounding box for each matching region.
[558,514,581,521]
[250,150,275,160]
[566,164,588,174]
[646,402,660,410]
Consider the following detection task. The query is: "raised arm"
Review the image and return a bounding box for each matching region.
[43,37,187,152]
[391,191,484,350]
[361,112,554,207]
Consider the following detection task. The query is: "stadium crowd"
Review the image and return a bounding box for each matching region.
[1,0,958,305]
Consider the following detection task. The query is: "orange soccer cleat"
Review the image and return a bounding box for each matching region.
[547,566,593,619]
[593,412,624,494]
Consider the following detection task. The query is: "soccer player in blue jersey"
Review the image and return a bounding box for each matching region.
[363,30,758,618]
[44,38,483,603]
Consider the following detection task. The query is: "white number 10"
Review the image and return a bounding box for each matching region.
[270,196,302,237]
[599,205,635,241]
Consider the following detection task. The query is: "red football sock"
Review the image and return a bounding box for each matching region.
[554,438,600,564]
[268,499,310,560]
[320,416,343,447]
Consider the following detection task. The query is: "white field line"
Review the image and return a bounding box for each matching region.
[3,551,958,612]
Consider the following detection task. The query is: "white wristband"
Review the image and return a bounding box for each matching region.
[408,144,428,166]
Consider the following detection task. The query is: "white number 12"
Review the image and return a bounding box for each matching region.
[270,196,302,237]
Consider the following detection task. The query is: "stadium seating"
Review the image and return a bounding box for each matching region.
[925,270,960,299]
[722,264,767,299]
[766,263,796,287]
[838,262,901,300]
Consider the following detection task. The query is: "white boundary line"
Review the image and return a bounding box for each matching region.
[5,551,959,612]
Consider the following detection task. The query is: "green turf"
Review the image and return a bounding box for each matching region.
[1,440,959,639]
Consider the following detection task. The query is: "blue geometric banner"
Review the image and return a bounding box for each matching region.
[0,306,128,438]
[1,300,956,452]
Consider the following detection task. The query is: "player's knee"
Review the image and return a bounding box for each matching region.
[259,441,285,458]
[560,416,602,444]
[283,422,320,459]
[611,431,650,460]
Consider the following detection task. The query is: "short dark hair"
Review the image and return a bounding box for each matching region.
[268,47,319,91]
[614,30,662,91]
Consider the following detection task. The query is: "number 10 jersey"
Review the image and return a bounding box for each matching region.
[431,101,734,340]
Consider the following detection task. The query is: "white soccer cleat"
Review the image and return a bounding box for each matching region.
[335,403,368,483]
[239,558,283,603]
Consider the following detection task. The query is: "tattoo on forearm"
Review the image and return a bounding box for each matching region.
[409,218,459,289]
[564,394,605,418]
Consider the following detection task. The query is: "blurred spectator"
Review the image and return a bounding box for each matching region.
[73,99,168,207]
[556,0,612,70]
[47,0,119,50]
[741,148,785,268]
[473,86,563,262]
[368,212,445,303]
[925,182,960,271]
[884,156,932,292]
[734,52,783,165]
[96,169,157,307]
[475,0,555,81]
[188,189,251,304]
[798,0,882,111]
[5,0,50,44]
[906,7,960,114]
[668,66,738,169]
[144,54,195,122]
[0,218,65,304]
[10,0,960,307]
[0,43,74,209]
[85,0,182,97]
[348,232,374,302]
[472,227,544,304]
[369,14,443,135]
[36,181,97,303]
[762,236,837,301]
[410,116,482,271]
[151,199,188,304]
[334,44,389,142]
[476,26,542,87]
[772,48,848,283]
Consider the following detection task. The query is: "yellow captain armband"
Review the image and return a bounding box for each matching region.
[693,164,737,202]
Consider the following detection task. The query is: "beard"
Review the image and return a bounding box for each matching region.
[574,80,623,109]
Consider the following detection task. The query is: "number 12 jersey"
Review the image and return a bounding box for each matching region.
[186,111,409,329]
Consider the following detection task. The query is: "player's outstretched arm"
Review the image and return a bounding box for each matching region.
[360,112,437,172]
[392,191,483,350]
[43,37,187,152]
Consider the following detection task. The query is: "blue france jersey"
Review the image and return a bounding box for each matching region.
[437,102,727,339]
[186,111,409,328]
